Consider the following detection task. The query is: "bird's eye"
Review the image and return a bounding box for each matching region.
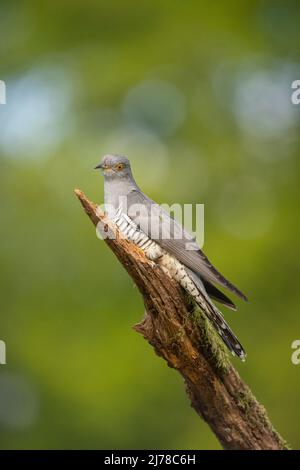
[115,163,124,171]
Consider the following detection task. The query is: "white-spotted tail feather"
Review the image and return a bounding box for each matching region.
[111,206,246,361]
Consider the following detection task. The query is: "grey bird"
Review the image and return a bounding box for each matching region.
[95,154,248,360]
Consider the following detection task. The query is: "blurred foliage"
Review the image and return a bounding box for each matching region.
[0,0,300,450]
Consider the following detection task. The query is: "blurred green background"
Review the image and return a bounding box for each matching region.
[0,0,300,450]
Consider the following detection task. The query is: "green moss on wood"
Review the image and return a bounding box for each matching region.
[188,299,231,374]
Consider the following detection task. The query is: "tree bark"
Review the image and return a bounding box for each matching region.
[75,188,288,451]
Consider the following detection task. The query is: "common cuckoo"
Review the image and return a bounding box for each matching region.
[95,154,248,360]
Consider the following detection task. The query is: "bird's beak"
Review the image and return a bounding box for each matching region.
[94,163,103,170]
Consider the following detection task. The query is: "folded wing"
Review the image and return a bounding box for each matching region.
[126,189,248,301]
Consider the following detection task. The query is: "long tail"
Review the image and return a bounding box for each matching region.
[111,209,246,361]
[188,272,246,360]
[202,299,246,361]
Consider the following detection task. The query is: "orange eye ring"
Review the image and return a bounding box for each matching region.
[115,163,124,171]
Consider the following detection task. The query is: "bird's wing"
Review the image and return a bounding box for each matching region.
[126,189,248,301]
[185,267,237,311]
[202,279,237,311]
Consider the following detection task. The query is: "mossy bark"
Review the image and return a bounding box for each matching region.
[75,188,288,451]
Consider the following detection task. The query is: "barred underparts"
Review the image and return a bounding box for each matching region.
[112,207,246,361]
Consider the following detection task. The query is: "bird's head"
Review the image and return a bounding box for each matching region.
[94,154,132,180]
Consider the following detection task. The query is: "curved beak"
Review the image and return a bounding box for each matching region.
[94,163,103,170]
